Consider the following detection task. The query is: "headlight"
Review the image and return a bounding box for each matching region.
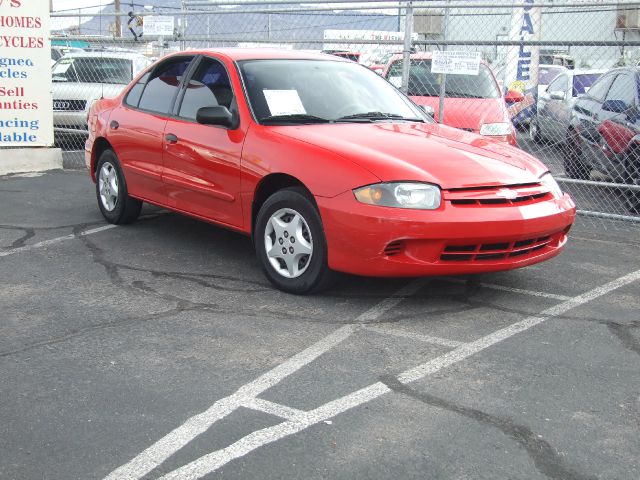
[353,182,441,210]
[479,122,512,136]
[540,172,563,199]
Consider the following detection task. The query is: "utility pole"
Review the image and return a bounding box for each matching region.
[115,0,121,37]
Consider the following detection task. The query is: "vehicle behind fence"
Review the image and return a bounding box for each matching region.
[50,0,640,231]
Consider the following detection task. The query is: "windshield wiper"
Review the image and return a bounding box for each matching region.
[335,111,424,122]
[445,92,485,99]
[260,114,330,125]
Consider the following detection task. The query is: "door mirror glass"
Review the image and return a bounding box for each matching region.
[419,104,435,117]
[196,106,234,127]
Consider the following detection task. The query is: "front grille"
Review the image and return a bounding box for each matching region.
[445,183,552,207]
[440,235,554,262]
[53,100,87,111]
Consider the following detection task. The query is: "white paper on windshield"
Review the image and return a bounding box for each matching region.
[431,50,481,76]
[263,90,306,116]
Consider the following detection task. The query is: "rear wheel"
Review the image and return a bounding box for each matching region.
[255,187,334,294]
[563,130,591,180]
[95,149,142,224]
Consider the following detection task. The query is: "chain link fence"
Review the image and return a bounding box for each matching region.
[49,1,640,230]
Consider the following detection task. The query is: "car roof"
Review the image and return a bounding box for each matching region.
[177,48,351,62]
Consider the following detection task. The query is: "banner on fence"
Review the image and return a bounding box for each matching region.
[0,0,53,147]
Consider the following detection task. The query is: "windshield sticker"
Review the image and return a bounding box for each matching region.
[263,89,306,116]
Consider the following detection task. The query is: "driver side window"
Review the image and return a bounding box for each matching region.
[178,58,234,120]
[547,75,568,94]
[605,73,635,108]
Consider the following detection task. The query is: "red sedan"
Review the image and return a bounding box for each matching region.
[86,49,575,294]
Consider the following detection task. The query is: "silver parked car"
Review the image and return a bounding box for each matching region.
[529,69,605,145]
[52,51,152,134]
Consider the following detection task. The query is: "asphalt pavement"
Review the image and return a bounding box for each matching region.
[1,170,638,480]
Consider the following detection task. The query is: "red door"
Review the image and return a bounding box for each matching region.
[161,56,246,228]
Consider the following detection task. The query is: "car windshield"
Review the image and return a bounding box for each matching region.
[387,59,500,99]
[539,66,565,85]
[573,73,602,96]
[239,59,426,123]
[52,57,133,84]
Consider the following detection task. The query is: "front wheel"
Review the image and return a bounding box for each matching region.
[95,149,142,224]
[529,118,541,143]
[563,131,591,180]
[622,153,640,214]
[254,187,334,294]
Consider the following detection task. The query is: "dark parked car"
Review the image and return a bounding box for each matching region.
[569,67,640,212]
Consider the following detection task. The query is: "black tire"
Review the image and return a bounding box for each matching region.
[528,118,541,143]
[563,130,591,180]
[254,187,334,294]
[95,149,142,224]
[622,152,640,214]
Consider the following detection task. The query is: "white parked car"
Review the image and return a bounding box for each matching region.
[52,51,152,134]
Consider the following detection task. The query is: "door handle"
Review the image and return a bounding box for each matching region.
[165,133,178,144]
[110,120,119,130]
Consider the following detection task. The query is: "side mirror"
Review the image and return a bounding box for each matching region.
[196,106,234,128]
[419,104,435,118]
[549,91,566,101]
[602,99,629,113]
[505,90,524,104]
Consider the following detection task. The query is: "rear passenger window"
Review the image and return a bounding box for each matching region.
[178,58,234,120]
[138,57,193,114]
[125,72,150,108]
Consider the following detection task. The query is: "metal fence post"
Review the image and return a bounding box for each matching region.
[401,1,413,95]
[438,0,451,124]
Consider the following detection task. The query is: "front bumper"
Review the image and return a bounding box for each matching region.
[54,111,88,134]
[317,190,576,277]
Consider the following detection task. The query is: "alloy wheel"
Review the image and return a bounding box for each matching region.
[264,208,313,279]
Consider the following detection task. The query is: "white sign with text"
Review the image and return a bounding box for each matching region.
[431,51,481,76]
[0,0,53,146]
[143,15,174,36]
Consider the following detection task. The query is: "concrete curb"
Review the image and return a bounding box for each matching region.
[0,148,63,176]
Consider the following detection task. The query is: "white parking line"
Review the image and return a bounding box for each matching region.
[151,267,640,480]
[0,214,165,259]
[243,398,306,421]
[442,277,572,301]
[363,324,465,348]
[103,279,426,480]
[0,225,117,258]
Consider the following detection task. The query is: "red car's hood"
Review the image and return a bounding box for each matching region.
[409,97,508,132]
[272,122,547,189]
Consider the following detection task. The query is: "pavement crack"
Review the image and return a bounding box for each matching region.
[0,226,35,249]
[603,320,640,356]
[380,376,597,480]
[74,225,124,286]
[0,307,184,359]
